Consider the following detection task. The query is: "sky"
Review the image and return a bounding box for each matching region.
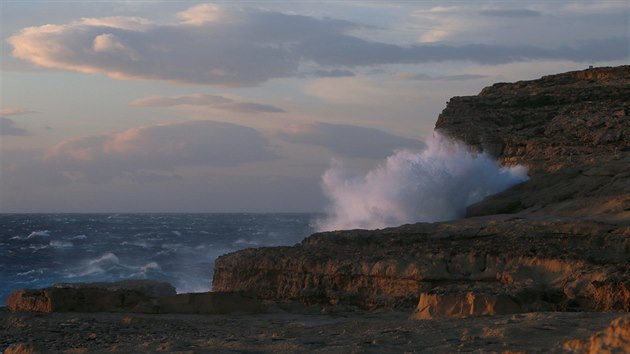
[1,0,628,213]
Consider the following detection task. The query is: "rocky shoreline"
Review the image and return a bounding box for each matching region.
[3,66,629,353]
[1,307,627,353]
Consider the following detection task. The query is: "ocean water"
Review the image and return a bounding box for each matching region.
[0,213,317,305]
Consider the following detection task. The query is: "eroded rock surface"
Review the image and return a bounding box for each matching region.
[214,216,630,313]
[435,65,630,173]
[7,280,265,315]
[562,315,630,354]
[214,66,630,321]
[7,280,176,313]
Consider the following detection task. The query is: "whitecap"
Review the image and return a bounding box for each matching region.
[26,230,50,239]
[161,243,182,252]
[140,261,161,272]
[233,238,260,246]
[67,252,121,277]
[50,240,74,248]
[72,234,88,240]
[172,230,182,236]
[29,244,50,251]
[17,269,44,276]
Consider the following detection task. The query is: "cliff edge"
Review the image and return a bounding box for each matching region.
[438,66,630,219]
[213,66,630,321]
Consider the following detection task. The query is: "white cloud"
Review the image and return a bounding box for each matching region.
[129,94,232,107]
[0,108,38,116]
[214,102,285,114]
[480,9,541,18]
[129,93,285,113]
[177,3,225,25]
[44,120,277,181]
[79,16,153,31]
[7,3,626,87]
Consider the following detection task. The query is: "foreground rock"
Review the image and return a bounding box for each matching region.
[215,215,630,316]
[7,280,265,315]
[137,291,265,314]
[7,280,176,313]
[563,315,630,353]
[1,308,626,353]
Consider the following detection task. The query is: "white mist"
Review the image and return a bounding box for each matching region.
[316,133,528,231]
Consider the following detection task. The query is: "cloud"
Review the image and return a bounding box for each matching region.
[0,108,38,116]
[278,122,424,159]
[129,94,232,107]
[311,69,356,78]
[392,73,486,81]
[0,117,29,136]
[45,120,277,180]
[8,4,627,86]
[129,93,285,113]
[214,102,285,114]
[480,9,541,18]
[176,3,225,25]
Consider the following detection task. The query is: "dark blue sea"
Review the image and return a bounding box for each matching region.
[0,213,317,305]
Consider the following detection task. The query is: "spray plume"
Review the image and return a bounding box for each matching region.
[316,133,528,231]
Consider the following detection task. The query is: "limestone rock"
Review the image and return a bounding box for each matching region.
[435,65,630,173]
[136,291,265,314]
[4,343,41,354]
[7,280,175,313]
[562,315,630,353]
[213,216,630,313]
[213,66,630,318]
[53,279,176,298]
[435,66,630,219]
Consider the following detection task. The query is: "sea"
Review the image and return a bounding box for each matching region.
[0,213,318,305]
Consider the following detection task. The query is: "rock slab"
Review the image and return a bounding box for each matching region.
[7,280,176,313]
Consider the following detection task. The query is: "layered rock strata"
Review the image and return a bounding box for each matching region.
[7,280,265,315]
[214,66,630,319]
[562,315,630,353]
[214,216,630,315]
[435,65,630,173]
[7,280,175,313]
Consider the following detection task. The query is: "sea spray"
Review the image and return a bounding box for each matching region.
[316,133,528,231]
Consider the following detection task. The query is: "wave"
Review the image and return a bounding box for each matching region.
[67,252,122,277]
[50,240,74,248]
[11,230,51,240]
[316,133,528,231]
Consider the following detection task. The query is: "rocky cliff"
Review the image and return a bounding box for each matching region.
[435,65,630,173]
[449,66,630,219]
[213,66,630,319]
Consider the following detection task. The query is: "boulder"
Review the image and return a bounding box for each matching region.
[562,315,630,353]
[7,280,176,313]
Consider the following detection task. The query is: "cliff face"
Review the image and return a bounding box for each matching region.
[214,216,630,314]
[443,67,630,219]
[213,66,630,318]
[435,66,630,173]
